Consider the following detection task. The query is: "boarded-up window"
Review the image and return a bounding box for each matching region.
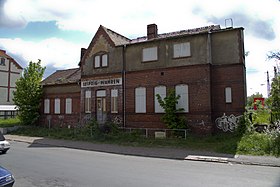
[154,86,166,113]
[173,42,191,58]
[111,89,118,113]
[54,98,60,114]
[135,87,146,113]
[44,99,50,114]
[65,98,72,114]
[94,56,100,68]
[97,90,106,97]
[102,54,108,67]
[85,90,91,113]
[175,84,189,112]
[142,47,157,62]
[225,87,232,103]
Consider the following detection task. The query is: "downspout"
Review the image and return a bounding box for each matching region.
[122,44,127,128]
[207,32,213,128]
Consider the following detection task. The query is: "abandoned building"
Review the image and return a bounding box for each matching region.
[40,24,246,134]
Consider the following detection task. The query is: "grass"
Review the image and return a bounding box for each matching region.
[0,118,21,127]
[11,126,243,154]
[10,125,280,157]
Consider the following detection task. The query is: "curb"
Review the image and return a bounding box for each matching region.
[185,155,229,163]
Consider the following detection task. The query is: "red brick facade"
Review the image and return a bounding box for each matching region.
[40,24,246,135]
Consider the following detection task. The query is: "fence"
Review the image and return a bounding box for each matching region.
[0,110,18,119]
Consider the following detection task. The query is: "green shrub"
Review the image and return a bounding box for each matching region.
[237,133,271,155]
[0,118,21,127]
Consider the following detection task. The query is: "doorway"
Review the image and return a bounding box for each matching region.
[96,97,107,124]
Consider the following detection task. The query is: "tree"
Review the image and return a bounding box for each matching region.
[13,60,45,125]
[270,75,280,117]
[156,89,186,129]
[267,50,280,123]
[267,50,280,73]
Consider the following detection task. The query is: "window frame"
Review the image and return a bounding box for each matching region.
[142,47,158,62]
[54,98,60,114]
[175,84,189,113]
[173,42,191,59]
[111,89,118,113]
[0,58,5,66]
[135,87,146,113]
[85,90,91,113]
[225,87,232,103]
[65,98,72,114]
[44,99,50,114]
[154,86,166,113]
[94,52,109,68]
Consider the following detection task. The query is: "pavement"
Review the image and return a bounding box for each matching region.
[5,134,280,167]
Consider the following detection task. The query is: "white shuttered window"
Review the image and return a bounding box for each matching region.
[85,90,91,113]
[142,47,157,62]
[111,89,118,113]
[175,85,189,112]
[173,42,191,58]
[44,99,50,114]
[135,87,146,113]
[54,98,60,114]
[94,56,100,68]
[66,98,72,114]
[154,86,166,113]
[102,54,108,67]
[225,87,232,103]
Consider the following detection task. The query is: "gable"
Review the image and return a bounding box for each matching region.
[80,25,130,67]
[80,26,115,67]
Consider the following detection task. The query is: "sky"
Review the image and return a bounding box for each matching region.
[0,0,279,97]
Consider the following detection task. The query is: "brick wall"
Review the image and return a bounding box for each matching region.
[211,63,246,132]
[40,85,81,127]
[125,64,214,133]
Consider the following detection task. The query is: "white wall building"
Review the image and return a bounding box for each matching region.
[0,49,23,118]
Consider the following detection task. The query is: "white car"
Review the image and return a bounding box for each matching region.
[0,132,10,154]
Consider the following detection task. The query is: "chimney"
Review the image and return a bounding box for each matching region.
[147,24,158,40]
[80,48,86,61]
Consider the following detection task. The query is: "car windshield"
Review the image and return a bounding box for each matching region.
[0,132,5,141]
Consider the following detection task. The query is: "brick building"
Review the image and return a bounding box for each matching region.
[0,49,23,119]
[41,24,246,134]
[41,68,81,127]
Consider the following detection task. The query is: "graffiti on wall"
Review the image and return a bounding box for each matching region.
[215,113,242,132]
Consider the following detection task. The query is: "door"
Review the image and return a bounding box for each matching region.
[96,97,107,124]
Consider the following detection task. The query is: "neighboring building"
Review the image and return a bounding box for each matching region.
[41,24,246,134]
[0,49,23,119]
[40,68,81,127]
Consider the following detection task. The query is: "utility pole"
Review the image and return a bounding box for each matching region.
[267,71,270,97]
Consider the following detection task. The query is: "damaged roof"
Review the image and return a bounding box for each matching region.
[42,68,80,86]
[102,25,131,46]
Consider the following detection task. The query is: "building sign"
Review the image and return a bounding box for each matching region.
[81,78,122,88]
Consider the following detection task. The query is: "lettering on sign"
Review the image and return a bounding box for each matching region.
[81,78,122,88]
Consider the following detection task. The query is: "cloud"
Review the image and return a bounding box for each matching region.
[1,0,279,97]
[193,8,276,41]
[0,37,82,70]
[0,0,26,28]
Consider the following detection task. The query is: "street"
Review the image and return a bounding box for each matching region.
[1,141,280,187]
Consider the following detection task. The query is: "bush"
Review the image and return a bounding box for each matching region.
[0,118,21,127]
[235,111,253,136]
[237,133,271,155]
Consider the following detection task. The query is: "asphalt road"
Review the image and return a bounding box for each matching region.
[1,141,280,187]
